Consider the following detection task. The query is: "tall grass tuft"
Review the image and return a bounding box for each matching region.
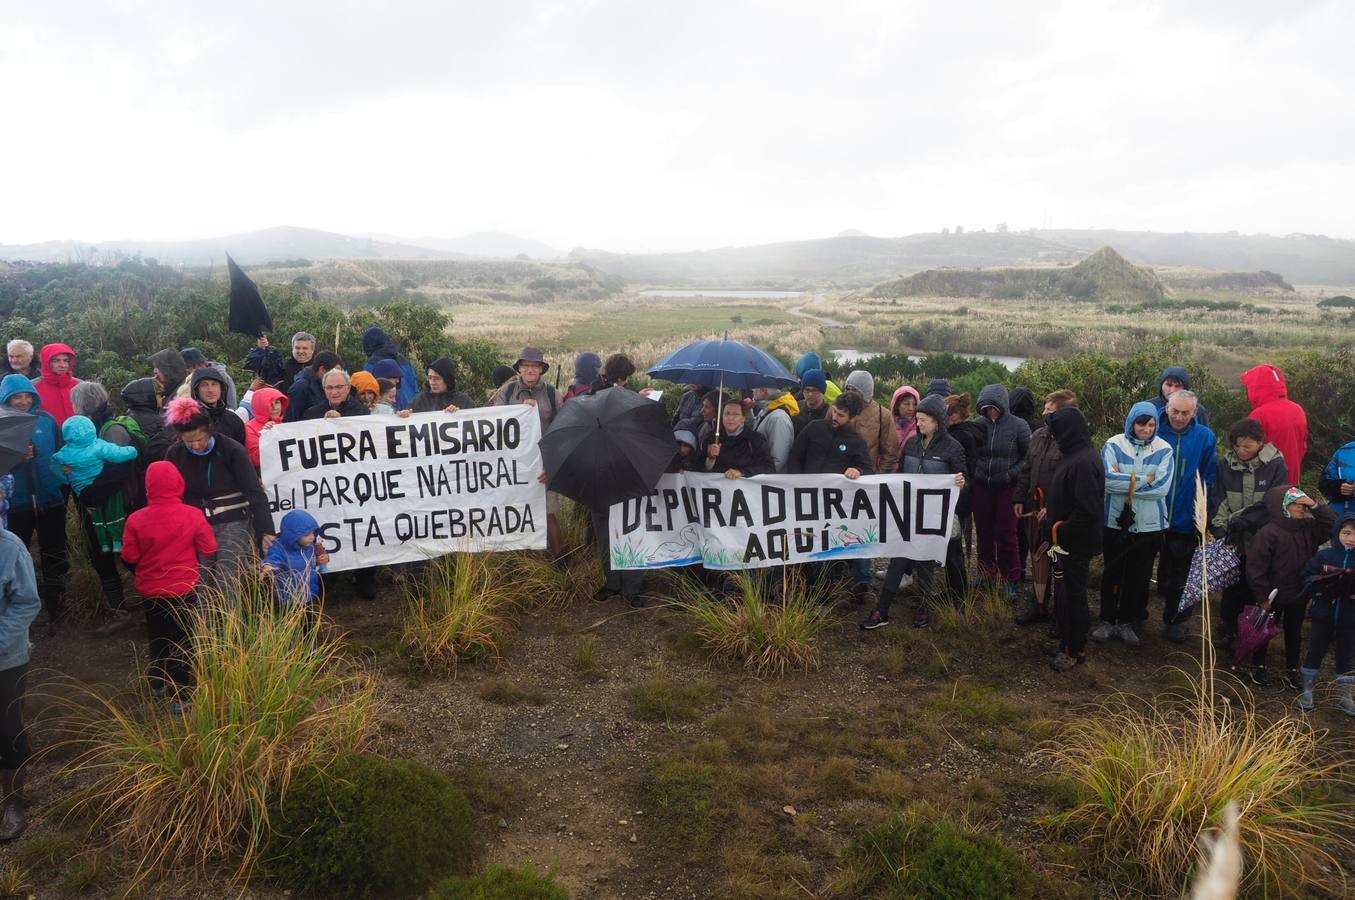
[1041,671,1352,896]
[507,549,601,609]
[51,577,376,885]
[401,552,517,673]
[668,568,837,675]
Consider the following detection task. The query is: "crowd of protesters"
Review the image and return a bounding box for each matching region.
[0,330,1350,843]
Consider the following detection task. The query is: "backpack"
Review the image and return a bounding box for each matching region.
[101,415,149,457]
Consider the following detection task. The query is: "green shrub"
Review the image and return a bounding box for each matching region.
[269,752,473,899]
[426,865,568,899]
[838,807,1034,899]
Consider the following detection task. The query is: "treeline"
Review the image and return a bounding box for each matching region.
[0,260,502,400]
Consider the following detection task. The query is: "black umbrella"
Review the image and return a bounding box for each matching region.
[539,387,675,511]
[227,254,273,338]
[0,411,38,479]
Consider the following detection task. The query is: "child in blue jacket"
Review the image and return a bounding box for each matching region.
[53,416,138,494]
[1298,512,1355,716]
[260,510,327,633]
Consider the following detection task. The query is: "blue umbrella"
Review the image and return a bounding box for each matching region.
[647,337,798,390]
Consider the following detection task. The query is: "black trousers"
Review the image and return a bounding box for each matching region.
[0,663,30,771]
[1253,602,1305,671]
[145,595,195,690]
[1055,554,1092,657]
[1099,529,1163,624]
[7,503,69,622]
[78,504,126,611]
[875,539,967,617]
[1304,615,1353,675]
[1157,531,1198,625]
[590,510,645,598]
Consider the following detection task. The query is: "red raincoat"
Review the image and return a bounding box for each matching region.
[1240,365,1308,486]
[33,343,81,426]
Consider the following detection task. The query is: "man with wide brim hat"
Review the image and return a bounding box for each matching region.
[513,347,550,374]
[492,346,563,557]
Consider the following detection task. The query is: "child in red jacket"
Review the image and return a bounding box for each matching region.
[121,461,217,707]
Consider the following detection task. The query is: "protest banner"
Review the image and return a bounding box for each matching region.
[607,472,959,570]
[259,405,547,571]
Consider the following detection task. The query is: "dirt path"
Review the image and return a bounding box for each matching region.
[786,297,845,328]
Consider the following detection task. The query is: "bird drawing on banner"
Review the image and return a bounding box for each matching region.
[837,525,867,546]
[649,523,702,562]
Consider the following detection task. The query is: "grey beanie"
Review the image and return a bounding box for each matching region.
[845,370,875,400]
[673,429,698,449]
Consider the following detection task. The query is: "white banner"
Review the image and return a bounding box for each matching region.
[259,405,547,571]
[607,472,959,570]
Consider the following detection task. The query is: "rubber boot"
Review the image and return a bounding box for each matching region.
[0,768,26,842]
[1297,666,1319,712]
[1337,675,1355,718]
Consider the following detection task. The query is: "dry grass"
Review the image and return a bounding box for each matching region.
[401,552,518,674]
[48,580,376,886]
[667,568,838,675]
[1041,671,1353,896]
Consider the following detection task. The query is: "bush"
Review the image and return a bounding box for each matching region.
[837,806,1034,899]
[667,568,836,674]
[269,752,473,898]
[426,865,568,899]
[55,582,375,884]
[402,553,518,674]
[1042,671,1352,896]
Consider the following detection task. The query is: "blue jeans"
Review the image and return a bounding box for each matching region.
[852,557,871,586]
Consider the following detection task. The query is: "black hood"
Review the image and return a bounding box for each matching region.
[1008,387,1037,420]
[427,357,457,393]
[1047,406,1092,455]
[120,377,160,413]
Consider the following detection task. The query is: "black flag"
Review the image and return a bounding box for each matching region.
[227,254,274,337]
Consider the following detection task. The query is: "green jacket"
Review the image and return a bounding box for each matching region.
[1211,443,1286,551]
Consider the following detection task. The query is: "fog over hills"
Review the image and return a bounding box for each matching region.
[3,226,1352,286]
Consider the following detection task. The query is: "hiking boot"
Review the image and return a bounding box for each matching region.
[1297,666,1318,712]
[1050,652,1083,672]
[912,607,929,629]
[1280,669,1302,691]
[1337,675,1355,717]
[1249,666,1271,688]
[860,610,889,631]
[626,594,646,609]
[1116,623,1140,646]
[1013,605,1047,626]
[0,769,25,842]
[92,607,140,638]
[592,587,616,604]
[1040,639,1063,657]
[1090,621,1116,643]
[1165,623,1187,644]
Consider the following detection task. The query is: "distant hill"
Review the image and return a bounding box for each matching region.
[360,231,561,260]
[0,226,459,267]
[872,246,1166,303]
[569,232,1083,288]
[1043,229,1355,285]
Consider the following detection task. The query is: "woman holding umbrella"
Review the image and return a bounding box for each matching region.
[702,395,775,479]
[1093,401,1174,648]
[0,375,68,630]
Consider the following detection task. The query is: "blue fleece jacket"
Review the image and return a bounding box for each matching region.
[53,416,139,494]
[1157,406,1218,533]
[0,374,65,511]
[1103,401,1174,533]
[0,528,40,670]
[1301,513,1355,629]
[263,509,324,605]
[362,327,420,410]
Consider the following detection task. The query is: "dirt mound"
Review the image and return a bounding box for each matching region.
[871,245,1165,303]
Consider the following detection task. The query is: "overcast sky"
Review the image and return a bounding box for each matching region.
[3,1,1351,252]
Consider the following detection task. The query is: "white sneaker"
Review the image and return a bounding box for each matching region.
[1116,623,1140,646]
[1090,621,1116,642]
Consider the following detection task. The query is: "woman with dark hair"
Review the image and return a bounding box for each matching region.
[408,358,475,414]
[700,395,775,479]
[163,397,275,597]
